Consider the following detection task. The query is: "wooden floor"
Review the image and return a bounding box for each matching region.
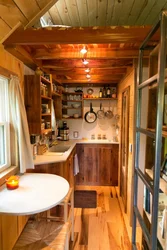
[70,186,131,250]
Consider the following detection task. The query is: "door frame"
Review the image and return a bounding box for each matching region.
[120,86,130,213]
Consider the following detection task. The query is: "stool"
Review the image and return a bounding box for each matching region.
[46,187,74,242]
[13,220,69,250]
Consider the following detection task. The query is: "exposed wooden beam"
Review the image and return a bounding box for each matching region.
[4,26,158,45]
[4,45,37,69]
[50,68,127,75]
[24,0,59,29]
[33,48,144,59]
[56,75,122,81]
[42,59,133,68]
[56,79,118,85]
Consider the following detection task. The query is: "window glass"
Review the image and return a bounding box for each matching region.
[0,76,10,172]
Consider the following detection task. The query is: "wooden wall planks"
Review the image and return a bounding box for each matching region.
[46,0,167,27]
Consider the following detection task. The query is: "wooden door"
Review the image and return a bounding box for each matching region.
[120,87,130,213]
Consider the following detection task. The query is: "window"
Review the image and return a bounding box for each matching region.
[0,75,11,172]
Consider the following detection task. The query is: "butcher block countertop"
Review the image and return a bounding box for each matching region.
[34,139,119,165]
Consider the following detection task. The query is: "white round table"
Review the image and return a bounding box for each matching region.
[0,173,69,215]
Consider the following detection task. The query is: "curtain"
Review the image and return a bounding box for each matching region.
[9,75,34,173]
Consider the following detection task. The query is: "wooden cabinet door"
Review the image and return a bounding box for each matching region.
[76,144,118,186]
[84,145,99,185]
[99,145,118,185]
[76,144,85,185]
[0,215,18,250]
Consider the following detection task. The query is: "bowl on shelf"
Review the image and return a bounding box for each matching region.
[72,104,80,108]
[62,114,70,118]
[73,113,79,118]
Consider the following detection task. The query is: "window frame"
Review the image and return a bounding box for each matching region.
[0,123,11,174]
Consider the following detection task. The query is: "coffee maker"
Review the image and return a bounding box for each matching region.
[59,122,69,141]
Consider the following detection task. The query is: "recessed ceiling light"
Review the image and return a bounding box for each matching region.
[83,59,89,65]
[80,46,87,54]
[85,68,90,73]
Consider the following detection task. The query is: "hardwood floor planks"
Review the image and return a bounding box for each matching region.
[71,186,131,250]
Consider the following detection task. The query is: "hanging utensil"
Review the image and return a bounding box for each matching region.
[105,101,113,119]
[84,103,97,123]
[97,103,105,119]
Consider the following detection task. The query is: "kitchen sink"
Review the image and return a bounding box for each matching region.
[48,145,71,153]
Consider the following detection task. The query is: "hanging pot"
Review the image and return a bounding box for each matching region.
[105,102,113,119]
[97,103,105,119]
[84,103,97,123]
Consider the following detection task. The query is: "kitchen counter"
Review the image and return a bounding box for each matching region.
[34,139,119,165]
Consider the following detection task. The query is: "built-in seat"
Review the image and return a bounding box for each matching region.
[13,187,74,250]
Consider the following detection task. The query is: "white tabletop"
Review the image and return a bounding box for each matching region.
[0,173,69,215]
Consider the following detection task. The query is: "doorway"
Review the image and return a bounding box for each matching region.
[120,86,130,213]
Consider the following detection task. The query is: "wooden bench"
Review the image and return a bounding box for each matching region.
[13,220,69,250]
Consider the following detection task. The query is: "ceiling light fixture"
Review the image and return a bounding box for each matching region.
[82,59,89,65]
[86,74,91,79]
[85,68,90,73]
[80,46,87,54]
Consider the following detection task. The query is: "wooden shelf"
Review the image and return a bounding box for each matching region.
[83,98,117,100]
[41,95,52,100]
[41,76,52,85]
[52,91,61,97]
[62,117,82,119]
[62,100,82,102]
[62,91,83,95]
[62,107,81,110]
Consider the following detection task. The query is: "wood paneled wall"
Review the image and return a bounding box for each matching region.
[117,68,137,241]
[0,45,25,250]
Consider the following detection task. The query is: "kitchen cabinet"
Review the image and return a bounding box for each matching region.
[76,144,118,186]
[26,146,76,188]
[24,75,52,135]
[0,214,28,250]
[62,92,83,119]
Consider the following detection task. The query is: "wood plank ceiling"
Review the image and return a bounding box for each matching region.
[1,0,166,86]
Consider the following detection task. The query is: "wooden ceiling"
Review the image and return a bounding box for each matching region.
[1,0,164,86]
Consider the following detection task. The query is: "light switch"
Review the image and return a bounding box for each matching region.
[129,143,133,153]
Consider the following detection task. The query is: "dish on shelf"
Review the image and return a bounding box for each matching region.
[72,104,80,108]
[62,115,70,118]
[62,105,68,108]
[73,113,79,118]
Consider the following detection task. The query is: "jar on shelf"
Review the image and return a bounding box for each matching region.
[65,85,68,92]
[45,122,51,129]
[45,86,48,96]
[112,89,117,98]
